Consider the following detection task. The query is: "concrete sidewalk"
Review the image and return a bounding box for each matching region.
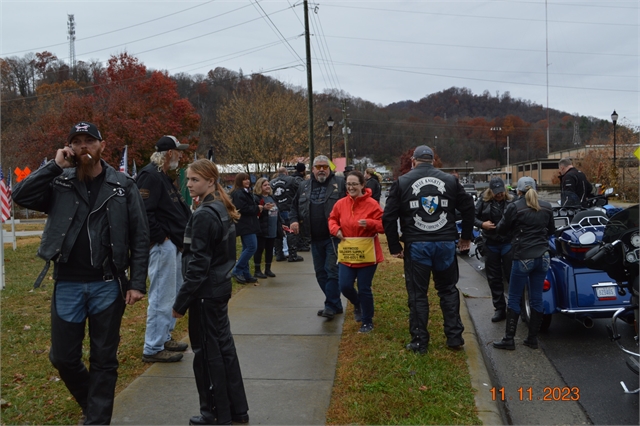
[111,256,502,425]
[111,259,344,425]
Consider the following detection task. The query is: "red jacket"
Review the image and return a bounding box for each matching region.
[328,188,384,267]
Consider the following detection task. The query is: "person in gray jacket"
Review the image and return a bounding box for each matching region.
[290,155,346,320]
[12,121,149,425]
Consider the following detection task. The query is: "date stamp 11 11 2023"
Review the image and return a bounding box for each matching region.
[490,386,580,401]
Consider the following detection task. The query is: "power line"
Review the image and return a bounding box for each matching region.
[1,0,220,56]
[249,0,304,66]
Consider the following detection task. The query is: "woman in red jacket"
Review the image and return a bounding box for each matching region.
[328,170,384,333]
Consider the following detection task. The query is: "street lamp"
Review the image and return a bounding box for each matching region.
[490,127,502,169]
[434,135,437,153]
[611,110,618,171]
[327,116,334,161]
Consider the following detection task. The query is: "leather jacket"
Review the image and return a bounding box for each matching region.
[174,196,236,315]
[289,172,345,236]
[382,162,475,254]
[474,196,511,244]
[496,196,554,260]
[269,173,299,212]
[12,160,150,292]
[560,167,592,207]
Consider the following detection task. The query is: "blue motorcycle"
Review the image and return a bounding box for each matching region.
[520,205,634,331]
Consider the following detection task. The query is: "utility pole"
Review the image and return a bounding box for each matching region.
[342,99,350,166]
[303,0,314,162]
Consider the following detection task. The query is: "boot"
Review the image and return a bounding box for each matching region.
[254,265,267,279]
[524,309,544,349]
[491,309,506,322]
[264,263,276,277]
[493,309,519,350]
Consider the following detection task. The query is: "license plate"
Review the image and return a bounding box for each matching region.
[595,286,617,299]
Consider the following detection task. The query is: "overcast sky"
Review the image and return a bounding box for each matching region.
[2,0,638,128]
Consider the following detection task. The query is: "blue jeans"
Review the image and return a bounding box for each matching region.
[144,239,183,356]
[233,234,257,278]
[55,280,120,323]
[507,252,550,313]
[339,263,377,324]
[311,237,343,313]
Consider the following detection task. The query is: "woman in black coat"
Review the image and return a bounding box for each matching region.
[252,177,280,279]
[230,173,262,284]
[364,168,382,202]
[474,177,513,322]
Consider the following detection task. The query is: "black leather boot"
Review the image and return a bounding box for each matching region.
[524,309,544,349]
[254,266,267,279]
[264,263,275,277]
[493,309,519,350]
[491,309,506,322]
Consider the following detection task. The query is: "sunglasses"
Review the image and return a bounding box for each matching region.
[314,164,329,170]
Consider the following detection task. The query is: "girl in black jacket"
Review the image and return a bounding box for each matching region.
[230,173,262,284]
[173,159,249,425]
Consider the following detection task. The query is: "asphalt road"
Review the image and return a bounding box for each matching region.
[459,250,639,425]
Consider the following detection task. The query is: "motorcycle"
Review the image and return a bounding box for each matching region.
[584,204,639,393]
[520,204,634,332]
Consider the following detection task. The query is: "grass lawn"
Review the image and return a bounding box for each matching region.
[1,232,479,425]
[326,235,480,425]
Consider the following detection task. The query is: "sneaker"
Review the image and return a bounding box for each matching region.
[317,307,344,316]
[358,323,374,333]
[353,305,362,322]
[164,338,188,352]
[142,350,183,363]
[320,308,335,320]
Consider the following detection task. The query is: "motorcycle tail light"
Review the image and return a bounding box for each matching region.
[543,279,551,291]
[571,246,592,253]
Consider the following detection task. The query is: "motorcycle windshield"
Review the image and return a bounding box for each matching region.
[602,204,639,243]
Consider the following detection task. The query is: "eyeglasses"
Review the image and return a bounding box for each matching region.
[346,182,361,186]
[314,164,329,170]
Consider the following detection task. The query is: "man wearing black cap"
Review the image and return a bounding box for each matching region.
[383,145,474,354]
[12,121,150,424]
[137,135,192,363]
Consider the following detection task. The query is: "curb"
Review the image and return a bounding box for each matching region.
[460,295,504,425]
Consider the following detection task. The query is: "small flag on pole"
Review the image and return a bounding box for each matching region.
[131,160,138,180]
[38,157,48,169]
[0,166,11,223]
[119,146,128,174]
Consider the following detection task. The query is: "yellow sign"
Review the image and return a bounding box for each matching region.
[634,146,640,160]
[337,237,375,264]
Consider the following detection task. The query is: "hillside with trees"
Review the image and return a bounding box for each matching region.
[1,51,636,190]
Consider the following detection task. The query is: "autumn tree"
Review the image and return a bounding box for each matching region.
[214,77,309,174]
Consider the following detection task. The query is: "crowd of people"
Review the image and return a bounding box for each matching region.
[13,121,575,424]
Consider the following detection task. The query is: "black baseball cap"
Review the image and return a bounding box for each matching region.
[68,122,102,142]
[155,135,189,152]
[413,145,434,160]
[489,177,506,194]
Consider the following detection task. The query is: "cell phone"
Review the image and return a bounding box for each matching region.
[64,148,76,166]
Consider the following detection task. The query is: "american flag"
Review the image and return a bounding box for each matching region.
[119,145,128,174]
[0,165,11,223]
[38,157,48,169]
[131,160,138,180]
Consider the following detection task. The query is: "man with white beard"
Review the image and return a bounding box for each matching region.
[137,136,192,363]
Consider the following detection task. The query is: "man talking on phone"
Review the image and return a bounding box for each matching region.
[12,121,150,425]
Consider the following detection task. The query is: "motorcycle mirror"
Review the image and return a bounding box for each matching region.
[604,188,614,196]
[557,200,562,206]
[578,232,597,245]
